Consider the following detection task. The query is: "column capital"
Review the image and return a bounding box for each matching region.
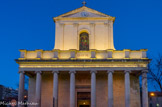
[142,70,148,73]
[35,71,42,74]
[90,23,95,26]
[18,71,25,74]
[59,23,65,26]
[104,22,110,27]
[73,23,79,27]
[107,70,114,74]
[69,70,76,74]
[90,70,97,74]
[124,70,131,74]
[52,70,59,74]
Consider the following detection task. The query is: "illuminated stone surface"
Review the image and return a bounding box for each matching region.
[16,5,149,107]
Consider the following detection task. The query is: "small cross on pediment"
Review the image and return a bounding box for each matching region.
[82,1,86,6]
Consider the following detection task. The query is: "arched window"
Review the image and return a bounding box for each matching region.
[79,32,89,50]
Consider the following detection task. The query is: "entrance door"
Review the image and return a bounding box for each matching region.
[79,105,90,107]
[77,92,90,107]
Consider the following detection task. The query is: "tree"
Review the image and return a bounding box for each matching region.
[148,54,162,92]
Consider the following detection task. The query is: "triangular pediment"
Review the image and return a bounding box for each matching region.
[62,11,107,17]
[55,6,113,18]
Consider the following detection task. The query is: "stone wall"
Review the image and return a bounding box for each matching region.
[28,72,141,107]
[58,72,70,107]
[54,20,114,50]
[113,73,125,107]
[96,72,108,107]
[41,73,53,107]
[130,75,141,107]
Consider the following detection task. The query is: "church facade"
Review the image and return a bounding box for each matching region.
[16,5,149,107]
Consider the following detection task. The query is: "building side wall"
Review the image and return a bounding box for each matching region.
[0,86,4,100]
[149,97,162,107]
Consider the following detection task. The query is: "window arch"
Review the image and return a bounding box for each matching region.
[79,32,89,50]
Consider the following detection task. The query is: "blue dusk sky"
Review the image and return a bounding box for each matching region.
[0,0,162,90]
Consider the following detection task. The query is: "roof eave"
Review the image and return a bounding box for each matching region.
[53,17,116,22]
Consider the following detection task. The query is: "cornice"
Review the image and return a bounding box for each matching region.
[15,59,150,64]
[54,17,115,22]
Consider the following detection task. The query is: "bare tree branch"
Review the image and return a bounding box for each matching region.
[148,54,162,92]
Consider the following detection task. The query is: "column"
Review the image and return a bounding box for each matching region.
[124,70,131,107]
[35,71,42,107]
[107,70,114,107]
[69,70,76,107]
[18,71,25,107]
[142,70,148,107]
[91,70,97,107]
[53,71,59,107]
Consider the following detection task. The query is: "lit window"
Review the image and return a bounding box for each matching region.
[79,32,89,50]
